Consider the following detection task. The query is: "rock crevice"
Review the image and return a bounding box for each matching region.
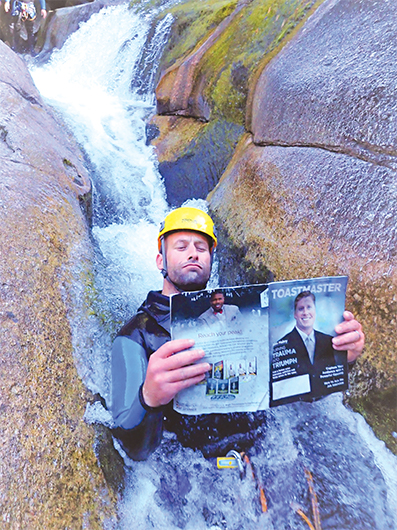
[251,138,397,170]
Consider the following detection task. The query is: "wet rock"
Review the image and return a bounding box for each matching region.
[156,2,245,121]
[0,41,117,527]
[249,0,397,167]
[36,0,107,60]
[93,423,125,496]
[149,0,317,207]
[151,115,243,206]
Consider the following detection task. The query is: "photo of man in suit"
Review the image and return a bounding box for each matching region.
[272,290,347,403]
[198,290,241,328]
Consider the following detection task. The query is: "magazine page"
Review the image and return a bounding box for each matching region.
[170,285,270,415]
[268,276,349,407]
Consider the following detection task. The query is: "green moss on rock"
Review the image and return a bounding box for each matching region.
[153,0,319,125]
[348,386,397,455]
[156,0,237,72]
[204,0,320,123]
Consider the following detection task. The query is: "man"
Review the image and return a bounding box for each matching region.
[4,0,47,54]
[272,291,355,404]
[198,290,241,328]
[110,207,365,460]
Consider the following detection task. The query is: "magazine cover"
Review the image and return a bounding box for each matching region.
[268,276,349,407]
[170,285,270,414]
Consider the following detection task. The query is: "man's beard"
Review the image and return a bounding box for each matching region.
[167,267,210,292]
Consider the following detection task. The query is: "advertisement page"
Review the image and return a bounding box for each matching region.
[171,285,270,414]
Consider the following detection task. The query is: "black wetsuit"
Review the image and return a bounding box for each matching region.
[110,291,266,461]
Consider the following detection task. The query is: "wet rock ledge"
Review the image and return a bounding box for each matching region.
[0,41,117,528]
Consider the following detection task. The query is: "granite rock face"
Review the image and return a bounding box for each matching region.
[209,0,397,390]
[249,0,397,168]
[0,41,117,528]
[156,1,245,121]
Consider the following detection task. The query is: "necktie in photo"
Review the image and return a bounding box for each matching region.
[305,336,315,364]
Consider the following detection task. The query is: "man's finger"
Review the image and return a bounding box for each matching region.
[168,373,208,394]
[343,310,354,321]
[166,361,211,383]
[333,323,362,344]
[163,348,206,371]
[153,338,195,359]
[333,331,363,348]
[334,321,360,334]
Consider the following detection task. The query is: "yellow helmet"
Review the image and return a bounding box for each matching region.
[158,207,217,251]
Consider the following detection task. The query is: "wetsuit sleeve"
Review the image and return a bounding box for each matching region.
[110,336,163,461]
[39,0,46,10]
[111,336,147,429]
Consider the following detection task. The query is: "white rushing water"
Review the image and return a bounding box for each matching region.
[30,3,397,529]
[32,3,171,311]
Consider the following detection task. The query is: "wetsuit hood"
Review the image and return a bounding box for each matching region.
[138,290,170,332]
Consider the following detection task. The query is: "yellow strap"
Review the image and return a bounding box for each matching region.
[296,509,316,530]
[216,457,239,469]
[305,469,322,530]
[241,452,268,513]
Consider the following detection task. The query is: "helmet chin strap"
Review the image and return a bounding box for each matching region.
[162,270,184,293]
[160,238,183,293]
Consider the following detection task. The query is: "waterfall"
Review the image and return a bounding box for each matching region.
[30,3,397,529]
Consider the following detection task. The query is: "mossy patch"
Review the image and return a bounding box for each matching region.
[155,0,237,72]
[203,0,320,123]
[83,268,123,338]
[151,0,320,125]
[347,386,397,455]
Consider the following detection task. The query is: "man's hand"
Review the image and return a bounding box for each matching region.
[4,1,10,12]
[41,8,47,18]
[142,339,210,408]
[332,310,365,363]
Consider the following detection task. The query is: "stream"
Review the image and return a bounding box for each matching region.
[30,2,397,529]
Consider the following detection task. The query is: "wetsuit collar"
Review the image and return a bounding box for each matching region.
[139,290,170,332]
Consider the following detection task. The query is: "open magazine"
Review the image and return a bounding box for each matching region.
[170,276,348,414]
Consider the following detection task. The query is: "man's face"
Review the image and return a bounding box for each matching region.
[159,231,211,293]
[210,293,225,312]
[294,296,316,334]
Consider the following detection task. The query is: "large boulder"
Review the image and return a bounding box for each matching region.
[149,0,318,204]
[0,41,118,527]
[209,0,397,393]
[248,0,397,163]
